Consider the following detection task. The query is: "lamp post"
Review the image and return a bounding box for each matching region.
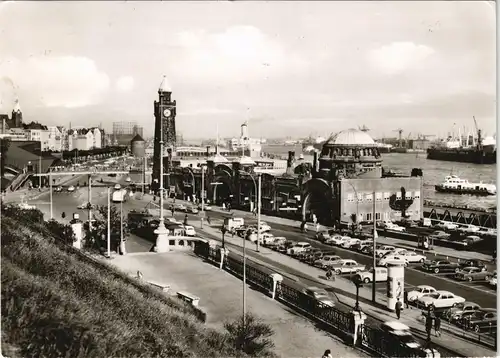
[201,166,205,228]
[372,190,377,303]
[256,173,262,253]
[107,186,111,258]
[352,275,363,311]
[221,225,227,249]
[343,180,359,233]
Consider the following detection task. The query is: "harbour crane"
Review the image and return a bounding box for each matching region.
[393,128,403,148]
[473,116,482,145]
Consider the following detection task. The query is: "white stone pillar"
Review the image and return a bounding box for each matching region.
[351,310,367,346]
[269,273,283,299]
[219,247,225,269]
[70,213,83,249]
[154,226,170,253]
[387,265,405,311]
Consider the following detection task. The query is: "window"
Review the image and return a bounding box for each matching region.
[396,191,402,200]
[383,212,390,220]
[405,191,412,199]
[347,193,354,202]
[414,191,421,199]
[357,193,363,202]
[358,213,364,221]
[366,213,372,221]
[383,192,390,200]
[365,193,373,202]
[375,212,381,220]
[376,192,382,201]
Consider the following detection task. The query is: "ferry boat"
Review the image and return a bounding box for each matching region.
[435,175,496,196]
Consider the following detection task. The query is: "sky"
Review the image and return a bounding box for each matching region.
[0,1,496,140]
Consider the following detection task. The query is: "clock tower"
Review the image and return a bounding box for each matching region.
[152,76,177,190]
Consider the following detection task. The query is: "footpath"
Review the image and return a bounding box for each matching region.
[193,220,496,358]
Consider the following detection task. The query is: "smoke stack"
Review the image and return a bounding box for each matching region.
[312,151,318,174]
[241,122,248,139]
[206,145,210,157]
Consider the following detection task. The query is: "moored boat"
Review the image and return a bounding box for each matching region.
[435,175,496,196]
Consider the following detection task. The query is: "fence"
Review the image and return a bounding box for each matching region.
[194,240,428,358]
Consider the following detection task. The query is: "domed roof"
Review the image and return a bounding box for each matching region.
[209,153,229,163]
[13,99,21,112]
[158,75,172,92]
[131,134,144,143]
[325,128,375,146]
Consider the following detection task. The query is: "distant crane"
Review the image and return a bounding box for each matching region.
[393,128,404,148]
[473,116,482,146]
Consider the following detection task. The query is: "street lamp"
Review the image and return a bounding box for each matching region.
[244,171,262,252]
[221,225,227,248]
[200,166,205,228]
[352,275,363,312]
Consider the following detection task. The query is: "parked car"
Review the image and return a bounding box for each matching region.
[429,231,451,240]
[378,255,409,267]
[326,235,345,246]
[385,223,406,232]
[455,267,492,282]
[303,249,324,264]
[377,221,394,229]
[302,287,335,308]
[443,301,481,323]
[67,185,75,192]
[314,255,342,269]
[380,321,421,349]
[399,251,427,264]
[277,241,296,253]
[407,285,437,302]
[355,267,388,284]
[421,260,460,274]
[341,238,361,249]
[436,221,459,230]
[416,290,465,309]
[329,259,366,275]
[457,224,480,234]
[458,259,486,271]
[259,222,272,232]
[184,225,196,237]
[462,309,497,333]
[335,236,353,247]
[198,204,212,211]
[55,186,63,192]
[375,245,396,258]
[458,235,484,247]
[267,236,286,248]
[249,232,274,244]
[315,229,336,243]
[287,242,312,256]
[176,204,187,212]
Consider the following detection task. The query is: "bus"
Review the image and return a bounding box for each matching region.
[112,189,128,203]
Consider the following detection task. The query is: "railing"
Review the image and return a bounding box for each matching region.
[360,324,423,358]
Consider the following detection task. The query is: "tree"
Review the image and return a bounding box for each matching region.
[224,313,275,357]
[83,204,129,254]
[45,219,76,245]
[388,186,414,218]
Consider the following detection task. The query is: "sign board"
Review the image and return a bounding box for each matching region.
[386,266,405,311]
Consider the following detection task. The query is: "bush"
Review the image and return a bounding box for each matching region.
[1,208,260,358]
[224,313,276,357]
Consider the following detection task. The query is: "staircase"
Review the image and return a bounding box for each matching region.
[9,172,31,192]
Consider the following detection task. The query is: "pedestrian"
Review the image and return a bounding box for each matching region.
[404,290,409,309]
[184,214,188,225]
[434,314,441,337]
[231,228,235,238]
[395,298,403,320]
[425,314,433,343]
[322,349,333,358]
[171,207,175,217]
[207,216,211,225]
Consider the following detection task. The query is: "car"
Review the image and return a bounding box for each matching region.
[458,259,486,271]
[385,223,406,232]
[458,235,484,247]
[314,255,342,269]
[436,221,459,230]
[326,235,344,245]
[407,285,437,302]
[377,220,394,229]
[54,186,63,192]
[266,236,286,248]
[259,222,272,232]
[378,255,409,267]
[454,267,492,282]
[398,219,419,229]
[375,245,396,258]
[198,204,212,211]
[355,267,388,284]
[315,230,332,242]
[462,309,497,333]
[430,231,451,239]
[249,232,274,244]
[329,259,366,275]
[184,225,196,237]
[379,321,421,349]
[416,290,465,309]
[341,238,361,249]
[114,183,121,190]
[186,206,198,214]
[458,224,480,234]
[287,242,311,256]
[489,271,497,287]
[336,236,353,247]
[125,177,132,183]
[302,249,324,264]
[443,301,481,323]
[400,251,427,263]
[67,185,75,192]
[302,287,335,308]
[77,202,91,209]
[175,204,187,212]
[421,260,460,274]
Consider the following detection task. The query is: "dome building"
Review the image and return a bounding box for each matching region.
[130,134,145,157]
[303,128,423,227]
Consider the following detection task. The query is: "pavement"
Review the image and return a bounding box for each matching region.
[100,251,368,358]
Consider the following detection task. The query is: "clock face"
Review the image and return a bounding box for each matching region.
[163,109,171,117]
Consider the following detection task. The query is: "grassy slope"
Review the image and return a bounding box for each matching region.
[1,209,248,358]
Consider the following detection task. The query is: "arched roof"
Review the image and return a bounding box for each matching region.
[131,134,144,143]
[324,128,375,147]
[209,153,229,163]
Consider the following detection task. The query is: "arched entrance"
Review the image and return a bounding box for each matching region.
[302,178,334,225]
[212,176,232,205]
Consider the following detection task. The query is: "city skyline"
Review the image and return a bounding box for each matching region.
[0,1,496,139]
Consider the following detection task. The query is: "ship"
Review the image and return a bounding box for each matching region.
[427,117,496,164]
[435,175,496,196]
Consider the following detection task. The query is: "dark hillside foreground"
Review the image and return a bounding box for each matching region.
[1,205,276,358]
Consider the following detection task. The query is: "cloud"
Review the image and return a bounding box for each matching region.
[115,76,134,92]
[171,26,308,84]
[0,56,110,108]
[368,42,435,75]
[178,108,234,116]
